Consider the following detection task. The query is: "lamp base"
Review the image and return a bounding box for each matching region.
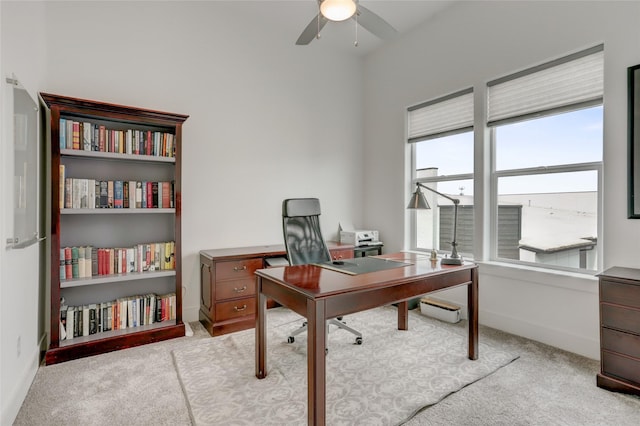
[441,257,463,266]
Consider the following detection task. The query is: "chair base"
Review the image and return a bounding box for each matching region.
[287,317,363,345]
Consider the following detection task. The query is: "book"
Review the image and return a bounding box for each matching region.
[64,247,72,279]
[84,246,92,277]
[88,179,95,209]
[161,182,171,208]
[66,119,73,149]
[59,165,65,209]
[83,122,92,151]
[114,180,123,208]
[64,178,72,209]
[129,180,136,208]
[151,182,158,208]
[71,246,79,278]
[88,304,97,334]
[82,305,89,336]
[66,306,75,340]
[123,181,129,209]
[78,246,86,278]
[99,181,108,208]
[107,180,114,208]
[59,118,66,150]
[60,248,66,280]
[72,121,80,150]
[91,247,98,276]
[135,182,142,208]
[146,181,153,208]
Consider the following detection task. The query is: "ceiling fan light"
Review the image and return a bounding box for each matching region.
[320,0,356,22]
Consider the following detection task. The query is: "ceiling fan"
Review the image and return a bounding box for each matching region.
[296,0,398,46]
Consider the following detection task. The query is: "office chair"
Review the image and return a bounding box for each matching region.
[282,198,363,346]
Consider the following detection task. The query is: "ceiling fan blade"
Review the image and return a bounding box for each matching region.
[356,5,398,40]
[296,14,329,45]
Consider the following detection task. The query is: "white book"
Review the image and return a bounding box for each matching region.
[82,305,89,336]
[78,246,86,278]
[66,307,75,339]
[88,179,95,209]
[129,180,136,209]
[83,122,91,150]
[85,246,92,277]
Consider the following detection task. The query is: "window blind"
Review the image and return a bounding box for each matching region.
[408,88,473,143]
[487,45,603,126]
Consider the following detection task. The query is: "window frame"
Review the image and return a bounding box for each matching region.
[488,121,603,273]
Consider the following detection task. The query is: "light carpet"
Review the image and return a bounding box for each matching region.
[172,306,518,425]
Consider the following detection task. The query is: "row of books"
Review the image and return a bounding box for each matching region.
[60,165,174,209]
[59,117,175,157]
[59,293,176,341]
[60,241,175,281]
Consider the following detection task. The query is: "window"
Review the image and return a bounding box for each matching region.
[408,89,474,255]
[488,46,603,271]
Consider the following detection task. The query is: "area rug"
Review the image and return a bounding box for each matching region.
[172,306,518,425]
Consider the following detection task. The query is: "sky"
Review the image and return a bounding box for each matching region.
[415,105,603,195]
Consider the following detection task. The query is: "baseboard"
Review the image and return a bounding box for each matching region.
[1,344,40,425]
[183,304,201,323]
[480,308,599,360]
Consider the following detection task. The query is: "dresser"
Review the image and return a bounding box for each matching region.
[597,266,640,396]
[199,242,354,336]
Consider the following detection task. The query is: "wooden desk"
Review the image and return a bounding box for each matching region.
[199,242,354,336]
[254,252,478,425]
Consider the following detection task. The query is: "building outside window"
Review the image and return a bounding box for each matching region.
[488,45,603,271]
[408,89,474,256]
[409,45,603,272]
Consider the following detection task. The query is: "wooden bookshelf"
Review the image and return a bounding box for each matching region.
[40,93,188,364]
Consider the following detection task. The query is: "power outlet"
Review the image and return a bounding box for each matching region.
[17,336,21,357]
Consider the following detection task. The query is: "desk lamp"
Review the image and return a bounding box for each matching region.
[407,182,463,265]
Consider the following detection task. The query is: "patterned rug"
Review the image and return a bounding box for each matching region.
[172,306,518,425]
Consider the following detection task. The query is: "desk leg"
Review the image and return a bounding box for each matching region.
[397,300,409,330]
[255,276,267,379]
[468,267,479,360]
[307,299,326,426]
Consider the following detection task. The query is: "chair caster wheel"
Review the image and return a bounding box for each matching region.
[287,336,295,343]
[355,337,363,345]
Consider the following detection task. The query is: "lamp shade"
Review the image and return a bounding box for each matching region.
[407,186,431,210]
[320,0,357,22]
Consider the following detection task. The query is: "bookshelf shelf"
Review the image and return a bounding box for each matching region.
[61,270,176,288]
[61,148,176,164]
[41,92,188,365]
[61,208,175,215]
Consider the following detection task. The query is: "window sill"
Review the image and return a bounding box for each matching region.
[475,260,598,294]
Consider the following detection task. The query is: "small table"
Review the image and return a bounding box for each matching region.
[255,252,478,425]
[353,243,383,257]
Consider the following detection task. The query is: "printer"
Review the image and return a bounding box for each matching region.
[339,230,381,247]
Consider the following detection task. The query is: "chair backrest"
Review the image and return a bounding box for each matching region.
[282,198,332,266]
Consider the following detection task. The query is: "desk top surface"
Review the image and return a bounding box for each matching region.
[255,252,476,299]
[200,241,354,261]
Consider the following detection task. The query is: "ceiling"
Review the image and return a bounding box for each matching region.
[244,1,457,56]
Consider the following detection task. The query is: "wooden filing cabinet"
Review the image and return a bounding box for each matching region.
[597,267,640,396]
[199,242,353,336]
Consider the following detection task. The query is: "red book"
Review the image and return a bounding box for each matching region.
[162,182,171,208]
[146,182,153,208]
[146,130,152,155]
[99,126,106,152]
[72,122,80,150]
[64,247,72,278]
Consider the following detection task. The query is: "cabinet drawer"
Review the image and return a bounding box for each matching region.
[601,304,640,335]
[215,297,255,322]
[216,278,256,301]
[602,350,640,385]
[216,259,262,281]
[601,328,640,359]
[601,281,640,309]
[331,249,354,261]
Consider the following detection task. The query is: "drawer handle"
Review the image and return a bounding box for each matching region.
[233,266,247,272]
[233,286,247,293]
[234,304,247,312]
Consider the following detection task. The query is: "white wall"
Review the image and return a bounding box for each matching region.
[1,1,364,423]
[0,2,48,424]
[39,1,365,322]
[363,0,640,359]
